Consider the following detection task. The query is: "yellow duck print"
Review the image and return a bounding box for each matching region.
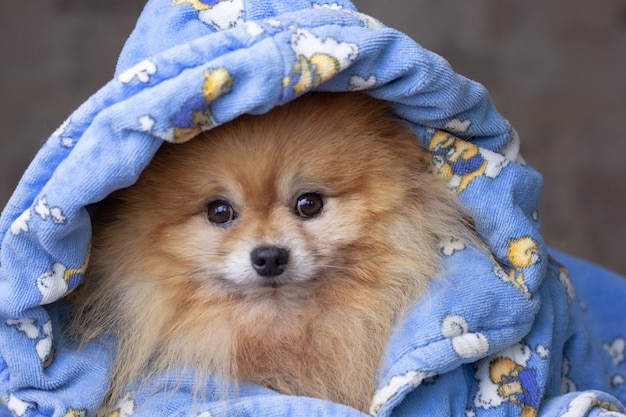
[428,131,489,193]
[283,53,344,98]
[172,67,234,143]
[489,357,539,417]
[504,236,539,295]
[428,130,509,193]
[281,28,358,101]
[62,409,86,417]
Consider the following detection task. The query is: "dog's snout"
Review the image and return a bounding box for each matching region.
[250,246,289,277]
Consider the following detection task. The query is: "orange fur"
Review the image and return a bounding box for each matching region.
[69,92,476,412]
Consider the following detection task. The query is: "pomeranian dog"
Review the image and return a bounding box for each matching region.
[69,92,476,412]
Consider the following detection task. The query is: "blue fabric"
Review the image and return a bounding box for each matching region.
[0,405,11,417]
[1,0,625,416]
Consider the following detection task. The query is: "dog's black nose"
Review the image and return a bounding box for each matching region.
[250,246,289,277]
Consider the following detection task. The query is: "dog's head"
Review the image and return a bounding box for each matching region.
[73,93,475,407]
[86,93,458,307]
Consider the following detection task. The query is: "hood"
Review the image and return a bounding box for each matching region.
[1,1,624,416]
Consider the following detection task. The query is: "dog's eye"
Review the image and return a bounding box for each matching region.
[207,200,236,225]
[295,193,324,218]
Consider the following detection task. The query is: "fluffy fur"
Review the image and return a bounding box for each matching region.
[69,92,476,412]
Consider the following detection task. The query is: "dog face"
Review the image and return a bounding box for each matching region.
[75,92,473,411]
[94,93,433,304]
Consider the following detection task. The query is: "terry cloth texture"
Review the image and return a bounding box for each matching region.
[1,0,625,416]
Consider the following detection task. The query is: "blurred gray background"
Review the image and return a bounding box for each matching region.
[1,0,625,274]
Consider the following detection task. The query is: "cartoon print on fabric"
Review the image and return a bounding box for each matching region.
[437,236,466,256]
[604,337,625,367]
[9,209,31,235]
[442,315,490,359]
[37,252,90,305]
[312,3,385,30]
[281,27,358,101]
[52,117,75,148]
[473,342,542,417]
[172,67,233,143]
[427,131,510,194]
[244,21,264,37]
[62,409,87,417]
[34,197,67,225]
[348,74,377,90]
[560,392,626,417]
[604,338,626,387]
[444,118,472,135]
[611,375,626,389]
[312,2,344,10]
[561,357,577,394]
[549,256,577,302]
[493,236,540,298]
[104,392,135,417]
[140,67,234,143]
[118,59,158,84]
[6,395,34,417]
[171,0,244,31]
[370,370,437,415]
[6,318,54,367]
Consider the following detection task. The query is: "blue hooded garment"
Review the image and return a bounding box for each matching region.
[1,1,626,416]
